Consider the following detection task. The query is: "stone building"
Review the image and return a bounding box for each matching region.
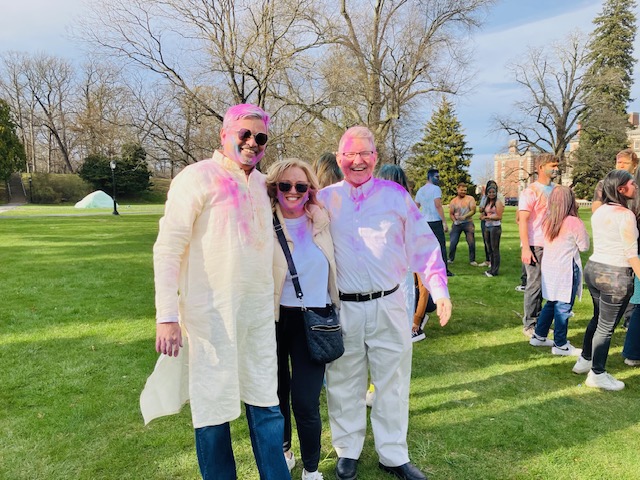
[494,113,640,200]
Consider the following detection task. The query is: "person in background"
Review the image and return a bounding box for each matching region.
[573,170,640,391]
[518,154,559,338]
[313,152,343,188]
[448,182,478,266]
[143,104,290,479]
[415,168,454,277]
[591,149,638,212]
[528,186,589,356]
[478,181,498,267]
[268,158,339,480]
[319,126,451,480]
[479,183,504,277]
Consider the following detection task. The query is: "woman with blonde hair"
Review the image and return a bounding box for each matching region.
[529,186,589,356]
[267,158,339,480]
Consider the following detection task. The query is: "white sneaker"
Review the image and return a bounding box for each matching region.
[484,271,494,277]
[420,313,429,331]
[572,355,592,374]
[624,358,640,366]
[515,285,526,292]
[302,470,324,480]
[585,371,625,391]
[470,261,479,266]
[284,451,296,472]
[551,342,582,357]
[529,333,553,347]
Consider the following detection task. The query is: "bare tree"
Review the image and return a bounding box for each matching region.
[493,33,589,165]
[79,0,325,119]
[20,54,78,172]
[0,52,40,171]
[279,0,493,160]
[74,59,136,160]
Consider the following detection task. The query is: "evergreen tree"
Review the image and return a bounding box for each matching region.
[406,98,473,202]
[572,0,637,199]
[79,143,152,196]
[0,99,26,182]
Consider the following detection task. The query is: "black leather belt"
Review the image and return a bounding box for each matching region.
[339,284,399,302]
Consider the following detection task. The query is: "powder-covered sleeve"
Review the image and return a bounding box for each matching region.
[153,167,206,322]
[403,191,449,300]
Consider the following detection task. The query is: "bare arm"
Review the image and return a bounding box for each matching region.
[519,210,534,265]
[591,200,603,212]
[628,256,640,279]
[434,198,448,232]
[493,201,505,221]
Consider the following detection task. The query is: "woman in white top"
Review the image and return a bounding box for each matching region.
[268,159,339,480]
[573,170,640,390]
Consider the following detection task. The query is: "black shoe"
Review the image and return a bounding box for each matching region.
[446,270,455,277]
[336,457,358,480]
[378,462,427,480]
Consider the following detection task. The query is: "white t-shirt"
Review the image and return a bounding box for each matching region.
[414,183,442,222]
[280,215,331,307]
[589,203,638,268]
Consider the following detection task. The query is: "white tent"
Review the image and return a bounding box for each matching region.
[74,190,118,209]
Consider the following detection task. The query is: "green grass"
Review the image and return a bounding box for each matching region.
[0,204,165,216]
[1,207,639,479]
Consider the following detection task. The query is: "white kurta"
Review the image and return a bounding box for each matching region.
[141,151,277,428]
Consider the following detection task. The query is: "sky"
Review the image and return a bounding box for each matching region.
[1,0,640,182]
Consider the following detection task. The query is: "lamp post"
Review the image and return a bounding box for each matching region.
[109,160,119,216]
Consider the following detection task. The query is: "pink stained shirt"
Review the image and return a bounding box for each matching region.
[317,178,449,301]
[541,216,590,303]
[519,181,555,247]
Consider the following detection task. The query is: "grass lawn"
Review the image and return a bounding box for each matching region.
[1,206,639,479]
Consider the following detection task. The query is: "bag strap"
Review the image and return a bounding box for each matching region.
[273,212,305,307]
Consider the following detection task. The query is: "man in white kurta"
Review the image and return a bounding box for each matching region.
[143,104,290,480]
[317,126,452,480]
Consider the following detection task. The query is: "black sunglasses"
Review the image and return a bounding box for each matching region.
[277,182,309,194]
[238,128,268,146]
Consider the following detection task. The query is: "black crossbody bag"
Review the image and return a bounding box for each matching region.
[273,213,344,364]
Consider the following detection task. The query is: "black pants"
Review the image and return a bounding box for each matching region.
[480,219,490,262]
[484,225,501,275]
[581,261,634,374]
[276,306,327,472]
[428,220,449,272]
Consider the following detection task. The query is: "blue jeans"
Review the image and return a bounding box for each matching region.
[194,404,291,480]
[448,221,475,263]
[623,304,640,360]
[535,262,579,347]
[581,261,634,374]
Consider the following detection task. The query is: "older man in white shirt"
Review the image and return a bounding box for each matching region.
[318,126,452,480]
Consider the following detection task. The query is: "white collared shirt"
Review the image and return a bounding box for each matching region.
[317,178,449,301]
